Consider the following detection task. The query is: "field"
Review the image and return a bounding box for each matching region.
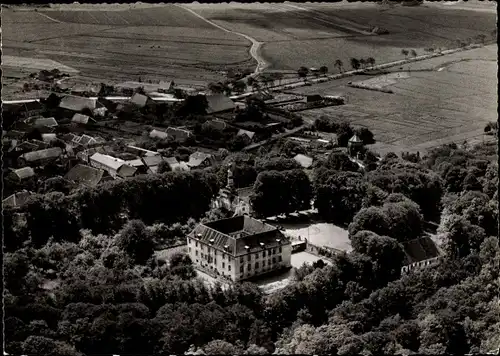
[185,2,496,71]
[292,44,497,155]
[2,5,252,98]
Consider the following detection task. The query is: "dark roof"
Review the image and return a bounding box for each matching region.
[59,95,97,111]
[32,117,58,128]
[206,94,236,114]
[189,215,290,256]
[237,129,256,140]
[166,127,192,140]
[72,113,93,124]
[65,164,104,188]
[349,134,363,144]
[130,93,150,107]
[401,236,441,264]
[165,157,179,166]
[2,190,33,208]
[24,101,44,112]
[117,164,137,178]
[141,155,165,167]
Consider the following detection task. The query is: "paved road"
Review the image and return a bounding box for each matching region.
[176,4,269,79]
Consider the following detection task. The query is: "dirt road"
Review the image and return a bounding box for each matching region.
[176,4,268,77]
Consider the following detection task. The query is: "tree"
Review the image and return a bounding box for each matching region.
[233,80,247,94]
[401,49,409,59]
[336,122,355,147]
[319,66,329,76]
[367,57,376,68]
[356,127,375,144]
[381,200,424,241]
[439,214,487,258]
[297,66,309,78]
[115,220,155,265]
[157,160,172,174]
[175,95,208,117]
[348,207,390,237]
[359,58,366,69]
[203,340,241,355]
[350,58,361,70]
[334,59,344,73]
[325,152,359,172]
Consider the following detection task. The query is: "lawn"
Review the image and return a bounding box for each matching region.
[290,45,497,155]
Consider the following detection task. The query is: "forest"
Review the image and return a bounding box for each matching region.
[4,139,499,355]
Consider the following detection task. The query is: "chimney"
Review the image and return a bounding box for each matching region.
[259,242,265,248]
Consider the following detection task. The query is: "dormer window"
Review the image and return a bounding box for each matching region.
[197,233,202,238]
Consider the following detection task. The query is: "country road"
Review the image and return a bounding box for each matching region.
[176,4,268,78]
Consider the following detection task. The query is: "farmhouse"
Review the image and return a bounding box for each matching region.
[293,154,314,169]
[59,95,98,112]
[2,190,33,208]
[19,147,63,166]
[150,129,169,140]
[187,151,214,168]
[30,117,58,128]
[72,113,96,125]
[10,167,35,181]
[205,94,236,114]
[187,215,292,282]
[65,164,104,188]
[166,127,192,142]
[89,152,126,178]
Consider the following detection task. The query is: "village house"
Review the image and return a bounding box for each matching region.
[236,129,256,143]
[22,101,45,119]
[30,117,58,129]
[18,147,63,167]
[125,145,161,157]
[72,113,96,125]
[89,152,127,178]
[163,156,190,172]
[204,119,228,131]
[348,134,364,156]
[187,151,215,169]
[205,94,237,114]
[166,127,192,142]
[158,80,174,93]
[59,95,107,117]
[124,158,149,175]
[130,93,154,108]
[116,164,138,179]
[149,129,169,140]
[2,190,34,208]
[141,155,166,174]
[9,167,36,182]
[41,133,58,143]
[293,154,314,169]
[187,215,292,282]
[64,164,104,188]
[400,236,443,274]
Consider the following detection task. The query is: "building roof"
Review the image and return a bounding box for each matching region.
[189,215,290,256]
[126,159,146,167]
[159,80,173,90]
[188,151,212,167]
[65,164,104,188]
[205,119,227,130]
[165,156,179,166]
[41,133,57,142]
[130,93,150,107]
[150,129,168,139]
[72,113,93,124]
[117,164,137,178]
[401,236,441,265]
[32,117,58,128]
[294,154,313,168]
[141,155,165,167]
[4,130,26,139]
[90,152,125,171]
[78,134,97,146]
[170,160,190,172]
[2,190,33,208]
[166,126,192,139]
[59,95,97,111]
[126,145,160,157]
[237,129,256,140]
[205,94,236,114]
[12,167,35,180]
[349,134,363,144]
[22,147,63,162]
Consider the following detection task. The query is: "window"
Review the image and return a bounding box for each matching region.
[279,247,282,253]
[240,257,243,263]
[214,259,217,265]
[256,252,259,259]
[263,260,266,267]
[189,247,192,253]
[255,262,259,269]
[247,264,251,271]
[272,249,276,255]
[196,241,198,247]
[279,256,282,262]
[247,255,251,261]
[272,257,276,264]
[228,265,231,271]
[222,262,225,269]
[229,256,232,262]
[195,250,198,256]
[188,238,191,244]
[240,265,244,273]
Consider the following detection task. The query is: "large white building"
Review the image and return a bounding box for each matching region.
[187,215,292,282]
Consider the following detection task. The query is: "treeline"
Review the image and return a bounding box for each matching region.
[4,171,218,252]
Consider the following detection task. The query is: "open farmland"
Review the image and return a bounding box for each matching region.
[185,2,496,72]
[2,5,252,96]
[292,44,497,155]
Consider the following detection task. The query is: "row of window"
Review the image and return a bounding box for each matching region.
[189,239,283,262]
[193,250,232,272]
[239,256,282,273]
[189,239,234,261]
[239,247,281,263]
